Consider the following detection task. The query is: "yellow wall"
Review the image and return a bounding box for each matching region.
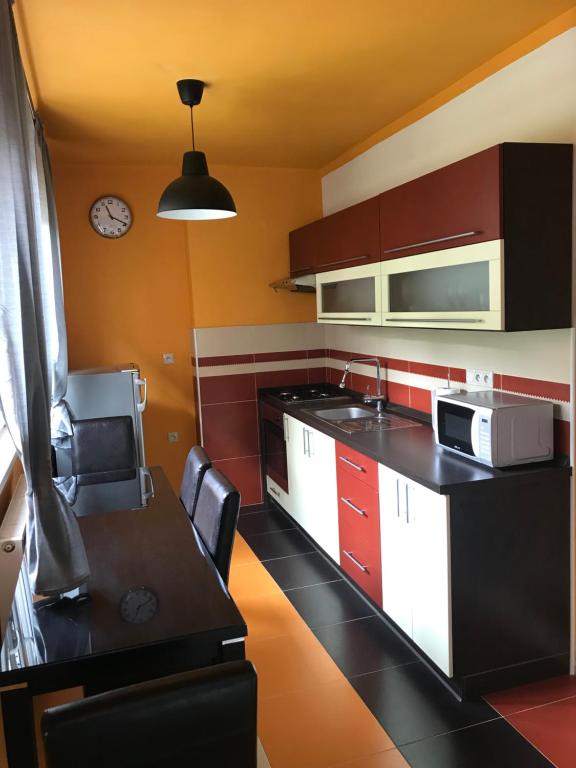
[52,161,321,487]
[52,163,196,489]
[187,164,321,327]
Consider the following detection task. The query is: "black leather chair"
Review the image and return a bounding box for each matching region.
[70,416,137,485]
[180,445,211,521]
[194,468,240,585]
[42,661,257,768]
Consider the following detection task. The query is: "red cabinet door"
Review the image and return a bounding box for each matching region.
[316,197,380,273]
[289,219,323,276]
[336,442,379,490]
[379,145,502,260]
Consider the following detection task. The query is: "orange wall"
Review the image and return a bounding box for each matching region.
[52,161,322,487]
[52,163,196,489]
[186,164,321,327]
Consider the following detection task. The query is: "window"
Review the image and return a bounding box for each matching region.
[0,405,17,494]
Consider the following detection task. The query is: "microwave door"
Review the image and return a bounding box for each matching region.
[438,402,475,456]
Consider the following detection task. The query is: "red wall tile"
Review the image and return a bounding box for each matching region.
[487,675,576,718]
[214,455,263,506]
[410,386,432,414]
[198,353,254,367]
[256,369,309,388]
[409,361,449,379]
[254,350,308,362]
[307,349,328,358]
[507,697,576,768]
[199,373,256,404]
[201,401,259,460]
[449,366,467,383]
[308,367,328,384]
[501,375,569,402]
[387,382,410,408]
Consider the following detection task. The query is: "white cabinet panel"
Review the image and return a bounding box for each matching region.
[378,464,452,676]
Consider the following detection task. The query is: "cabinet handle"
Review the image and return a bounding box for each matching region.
[384,318,485,324]
[382,231,481,254]
[269,486,280,498]
[306,429,313,457]
[321,254,370,268]
[302,428,307,456]
[396,479,400,517]
[343,550,369,573]
[340,497,367,517]
[339,456,365,473]
[318,316,372,322]
[405,484,410,524]
[283,414,289,442]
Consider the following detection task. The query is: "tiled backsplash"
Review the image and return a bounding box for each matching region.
[193,323,572,506]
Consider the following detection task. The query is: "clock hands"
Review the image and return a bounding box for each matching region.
[105,205,129,226]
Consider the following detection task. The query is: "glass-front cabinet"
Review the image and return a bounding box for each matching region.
[316,263,382,325]
[381,240,504,331]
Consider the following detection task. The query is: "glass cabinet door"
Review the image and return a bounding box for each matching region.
[320,276,376,313]
[389,261,489,313]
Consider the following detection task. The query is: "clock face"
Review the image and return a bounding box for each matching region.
[119,587,159,624]
[90,195,132,238]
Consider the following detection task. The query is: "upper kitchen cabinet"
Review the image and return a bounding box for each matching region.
[379,145,501,260]
[289,219,323,276]
[315,197,380,273]
[289,196,380,277]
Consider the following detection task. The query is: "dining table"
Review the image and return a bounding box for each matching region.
[0,466,247,768]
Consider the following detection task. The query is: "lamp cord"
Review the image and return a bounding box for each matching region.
[190,107,195,151]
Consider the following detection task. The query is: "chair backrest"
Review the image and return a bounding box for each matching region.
[42,660,257,768]
[70,416,136,484]
[180,445,211,521]
[194,468,240,585]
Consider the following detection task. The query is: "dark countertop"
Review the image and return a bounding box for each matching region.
[260,391,569,494]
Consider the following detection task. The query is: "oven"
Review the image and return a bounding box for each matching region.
[261,401,290,509]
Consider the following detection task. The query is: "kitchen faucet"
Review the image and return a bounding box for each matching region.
[339,357,387,415]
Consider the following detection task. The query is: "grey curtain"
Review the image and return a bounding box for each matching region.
[0,0,89,594]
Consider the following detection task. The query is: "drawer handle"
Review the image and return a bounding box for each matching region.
[384,318,485,324]
[269,487,280,498]
[318,316,372,322]
[382,231,481,254]
[341,497,367,517]
[343,550,369,573]
[339,456,365,472]
[321,254,370,267]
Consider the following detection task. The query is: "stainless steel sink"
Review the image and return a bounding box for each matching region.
[311,406,375,421]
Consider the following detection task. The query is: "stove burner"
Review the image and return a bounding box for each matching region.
[273,386,338,403]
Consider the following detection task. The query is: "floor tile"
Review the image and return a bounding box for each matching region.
[243,528,316,562]
[313,615,417,678]
[285,580,375,629]
[329,749,410,768]
[231,533,259,567]
[246,630,342,700]
[228,560,282,601]
[351,662,497,746]
[264,551,341,591]
[237,507,295,537]
[234,590,309,642]
[507,696,576,767]
[487,674,576,717]
[258,677,395,768]
[401,718,554,768]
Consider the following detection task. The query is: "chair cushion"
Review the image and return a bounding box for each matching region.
[180,446,211,520]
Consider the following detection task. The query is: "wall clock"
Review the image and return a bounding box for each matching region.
[89,195,132,238]
[119,586,159,624]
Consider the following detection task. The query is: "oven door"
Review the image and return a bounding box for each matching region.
[317,263,381,325]
[382,240,503,330]
[436,400,476,458]
[262,404,289,494]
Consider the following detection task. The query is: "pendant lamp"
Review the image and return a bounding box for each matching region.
[157,79,237,220]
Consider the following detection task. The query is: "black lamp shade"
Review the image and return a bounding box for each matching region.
[157,151,236,220]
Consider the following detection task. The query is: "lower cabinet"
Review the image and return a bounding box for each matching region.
[285,415,339,561]
[379,463,452,677]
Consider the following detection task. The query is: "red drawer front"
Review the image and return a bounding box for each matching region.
[337,471,380,538]
[336,442,378,489]
[338,475,381,606]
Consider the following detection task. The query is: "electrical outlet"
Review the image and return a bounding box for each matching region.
[466,369,494,387]
[167,431,179,443]
[163,353,175,365]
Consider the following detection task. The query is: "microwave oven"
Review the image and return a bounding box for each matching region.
[434,390,553,467]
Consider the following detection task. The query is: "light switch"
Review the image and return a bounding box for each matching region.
[163,353,175,365]
[167,432,179,443]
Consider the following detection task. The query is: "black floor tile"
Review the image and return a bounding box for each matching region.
[401,717,554,768]
[237,507,295,537]
[351,662,497,746]
[243,528,316,561]
[313,615,418,678]
[264,552,341,591]
[284,579,375,629]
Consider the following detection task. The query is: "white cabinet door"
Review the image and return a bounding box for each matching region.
[379,464,452,677]
[306,426,339,562]
[379,465,413,636]
[409,482,452,676]
[285,416,339,562]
